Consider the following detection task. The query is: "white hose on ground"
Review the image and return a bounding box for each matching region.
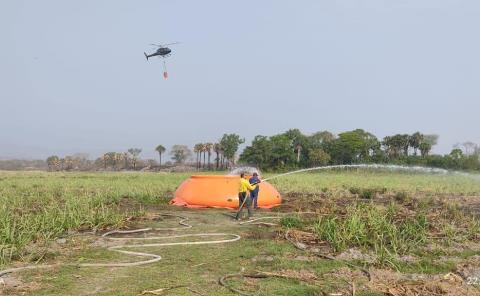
[0,214,240,277]
[238,216,282,225]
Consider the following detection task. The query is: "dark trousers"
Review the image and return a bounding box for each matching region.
[250,190,259,208]
[236,192,252,220]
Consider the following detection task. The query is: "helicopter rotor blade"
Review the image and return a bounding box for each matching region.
[149,43,162,47]
[161,42,180,46]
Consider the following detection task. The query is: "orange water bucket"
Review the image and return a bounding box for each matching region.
[170,175,282,209]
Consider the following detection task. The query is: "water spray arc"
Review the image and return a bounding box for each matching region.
[233,163,479,218]
[260,164,478,182]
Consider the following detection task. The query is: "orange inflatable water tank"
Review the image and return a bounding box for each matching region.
[170,175,282,209]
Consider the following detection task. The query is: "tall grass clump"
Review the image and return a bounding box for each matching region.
[313,204,428,264]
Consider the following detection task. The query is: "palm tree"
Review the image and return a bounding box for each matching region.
[409,132,423,156]
[200,143,207,169]
[205,143,213,169]
[213,143,221,170]
[399,134,410,156]
[155,145,166,166]
[419,142,432,157]
[220,147,225,169]
[193,144,202,169]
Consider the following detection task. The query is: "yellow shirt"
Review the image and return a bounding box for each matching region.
[239,178,257,193]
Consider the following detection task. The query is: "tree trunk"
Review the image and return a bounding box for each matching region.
[159,152,162,166]
[203,152,206,169]
[208,152,211,170]
[215,152,219,169]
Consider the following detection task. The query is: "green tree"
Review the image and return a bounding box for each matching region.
[213,143,222,169]
[205,142,213,169]
[239,135,272,169]
[418,134,438,157]
[309,131,335,149]
[383,134,406,159]
[155,145,166,166]
[308,148,331,166]
[399,134,410,156]
[419,142,432,157]
[219,134,244,167]
[333,129,378,164]
[284,129,309,165]
[200,143,207,168]
[448,148,464,168]
[269,134,296,168]
[193,144,202,169]
[170,145,192,164]
[409,132,423,156]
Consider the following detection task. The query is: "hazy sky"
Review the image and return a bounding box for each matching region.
[1,0,479,160]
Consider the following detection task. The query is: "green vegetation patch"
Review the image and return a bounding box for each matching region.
[314,203,428,259]
[0,171,189,266]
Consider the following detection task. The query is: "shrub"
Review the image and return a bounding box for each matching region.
[280,216,302,228]
[360,188,376,199]
[313,204,428,263]
[394,191,411,204]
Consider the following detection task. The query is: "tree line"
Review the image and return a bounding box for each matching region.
[192,134,245,170]
[239,129,480,171]
[44,133,246,171]
[39,129,480,172]
[45,149,152,171]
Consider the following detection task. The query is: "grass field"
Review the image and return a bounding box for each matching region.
[1,170,480,295]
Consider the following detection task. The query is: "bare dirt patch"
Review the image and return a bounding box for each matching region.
[368,269,479,296]
[456,255,480,281]
[0,274,41,295]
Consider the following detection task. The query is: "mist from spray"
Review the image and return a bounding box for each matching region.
[228,166,262,176]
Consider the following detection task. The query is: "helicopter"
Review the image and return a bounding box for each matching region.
[144,42,179,60]
[144,42,179,79]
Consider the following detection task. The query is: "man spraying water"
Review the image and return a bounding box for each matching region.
[235,173,260,220]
